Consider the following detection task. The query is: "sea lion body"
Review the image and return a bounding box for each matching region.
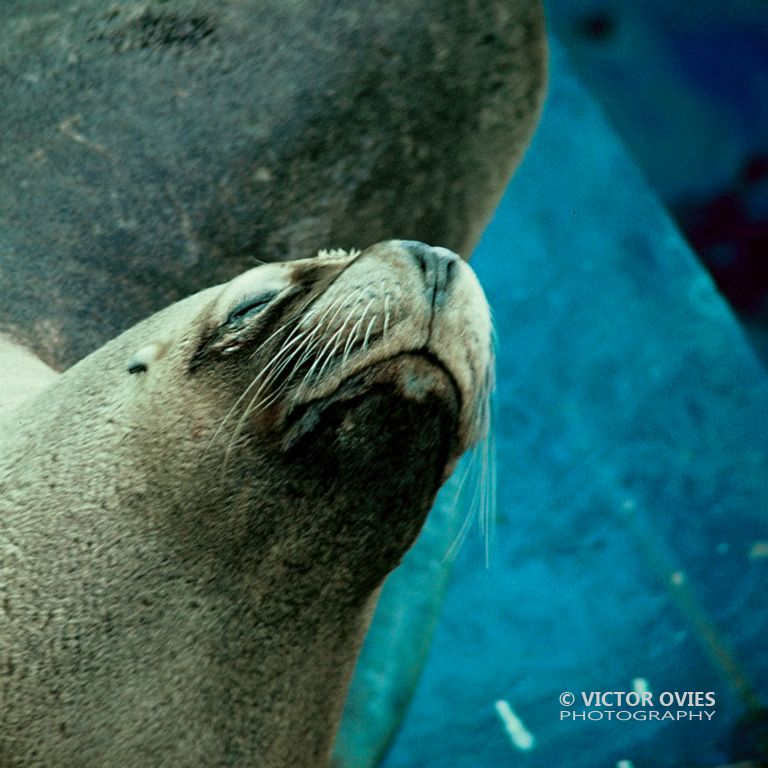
[0,0,546,371]
[0,241,492,767]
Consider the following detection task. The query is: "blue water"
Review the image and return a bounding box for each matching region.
[383,41,768,768]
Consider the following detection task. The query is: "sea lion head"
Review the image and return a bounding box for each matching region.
[24,240,493,603]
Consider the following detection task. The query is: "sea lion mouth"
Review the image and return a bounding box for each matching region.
[280,352,462,457]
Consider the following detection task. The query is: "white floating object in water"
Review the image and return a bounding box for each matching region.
[494,699,535,752]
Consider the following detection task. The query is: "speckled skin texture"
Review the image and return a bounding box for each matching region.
[0,0,546,371]
[0,242,492,767]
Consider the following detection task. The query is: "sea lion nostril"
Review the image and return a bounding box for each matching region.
[397,240,432,277]
[398,240,458,268]
[398,241,459,301]
[415,249,430,279]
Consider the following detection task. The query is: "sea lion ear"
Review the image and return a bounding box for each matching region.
[127,342,163,374]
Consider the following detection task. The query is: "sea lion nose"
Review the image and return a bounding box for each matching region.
[398,240,459,304]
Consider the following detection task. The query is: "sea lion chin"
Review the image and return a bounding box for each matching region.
[0,240,492,768]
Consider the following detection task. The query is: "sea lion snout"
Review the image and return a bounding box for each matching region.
[253,240,492,454]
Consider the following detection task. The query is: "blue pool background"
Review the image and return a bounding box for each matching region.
[380,7,768,766]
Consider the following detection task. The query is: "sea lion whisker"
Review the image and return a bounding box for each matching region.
[211,337,301,455]
[318,296,370,376]
[222,284,368,465]
[443,347,497,563]
[341,299,375,368]
[233,344,322,431]
[239,386,286,422]
[270,326,333,400]
[291,332,344,402]
[240,290,352,403]
[362,314,378,352]
[252,322,323,390]
[204,320,302,454]
[245,315,300,364]
[288,290,366,384]
[476,434,488,527]
[207,372,261,452]
[483,429,498,567]
[383,294,391,340]
[242,289,343,374]
[221,292,363,461]
[477,419,497,564]
[442,447,481,562]
[476,356,498,564]
[215,311,337,464]
[266,291,343,353]
[294,291,366,397]
[314,328,348,383]
[205,373,267,459]
[207,304,331,452]
[279,290,368,396]
[472,337,496,440]
[252,295,347,376]
[276,328,335,404]
[289,323,329,374]
[295,291,366,392]
[248,327,324,405]
[308,321,352,385]
[313,288,366,336]
[220,332,327,466]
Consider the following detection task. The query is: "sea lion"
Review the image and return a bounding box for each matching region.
[1,4,547,761]
[0,240,493,768]
[1,0,546,372]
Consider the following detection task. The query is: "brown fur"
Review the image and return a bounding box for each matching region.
[0,241,491,767]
